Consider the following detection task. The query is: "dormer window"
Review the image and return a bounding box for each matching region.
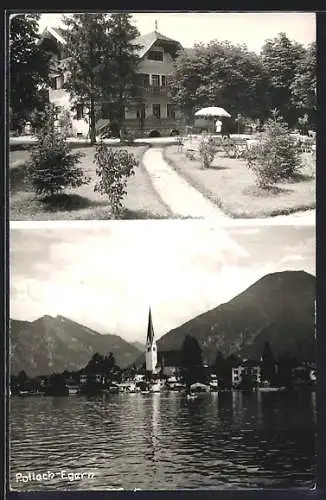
[148,50,163,62]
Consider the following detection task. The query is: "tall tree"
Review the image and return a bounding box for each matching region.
[9,14,50,131]
[290,42,316,129]
[63,14,111,144]
[180,335,204,385]
[104,13,140,135]
[169,41,269,124]
[16,370,28,386]
[85,352,104,374]
[261,341,276,384]
[261,32,306,126]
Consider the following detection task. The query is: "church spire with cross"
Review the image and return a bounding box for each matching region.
[154,19,158,32]
[145,307,157,375]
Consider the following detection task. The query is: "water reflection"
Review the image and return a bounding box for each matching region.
[10,391,316,491]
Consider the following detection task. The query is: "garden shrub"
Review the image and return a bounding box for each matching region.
[94,142,138,217]
[245,112,302,189]
[29,105,89,197]
[198,135,218,169]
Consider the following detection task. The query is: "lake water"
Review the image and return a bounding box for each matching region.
[9,390,316,491]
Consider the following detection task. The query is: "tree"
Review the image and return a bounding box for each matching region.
[63,13,140,143]
[85,353,104,374]
[180,335,204,385]
[94,142,138,217]
[212,350,229,387]
[169,40,269,123]
[261,341,276,384]
[261,32,306,127]
[46,373,68,396]
[290,42,316,129]
[63,14,111,144]
[16,370,28,387]
[103,352,117,377]
[28,104,89,197]
[276,351,294,388]
[103,13,140,134]
[9,14,50,131]
[245,110,302,189]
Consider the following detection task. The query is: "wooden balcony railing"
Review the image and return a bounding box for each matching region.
[140,85,169,96]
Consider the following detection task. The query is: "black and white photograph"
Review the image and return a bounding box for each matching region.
[9,222,316,491]
[7,9,317,495]
[9,12,315,221]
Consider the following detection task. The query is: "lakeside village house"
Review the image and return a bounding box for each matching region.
[37,23,188,139]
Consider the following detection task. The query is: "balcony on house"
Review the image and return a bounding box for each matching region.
[141,85,168,96]
[135,73,170,97]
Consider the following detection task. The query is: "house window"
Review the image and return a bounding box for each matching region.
[167,104,176,119]
[153,104,161,119]
[138,73,150,86]
[76,104,84,120]
[151,74,160,87]
[55,75,64,90]
[234,369,238,374]
[148,50,164,62]
[161,75,166,86]
[137,104,146,120]
[147,347,151,352]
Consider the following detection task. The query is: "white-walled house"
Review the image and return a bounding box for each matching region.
[38,26,185,138]
[232,363,261,387]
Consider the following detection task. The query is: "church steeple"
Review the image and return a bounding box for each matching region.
[154,20,158,32]
[145,307,157,375]
[146,307,155,345]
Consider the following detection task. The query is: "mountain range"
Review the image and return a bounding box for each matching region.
[9,315,142,377]
[10,271,316,376]
[155,270,316,364]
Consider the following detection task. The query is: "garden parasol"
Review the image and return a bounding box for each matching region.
[194,107,231,118]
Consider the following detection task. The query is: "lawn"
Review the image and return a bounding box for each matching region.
[163,145,316,218]
[9,146,173,220]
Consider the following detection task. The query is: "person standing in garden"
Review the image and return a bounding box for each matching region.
[215,118,222,134]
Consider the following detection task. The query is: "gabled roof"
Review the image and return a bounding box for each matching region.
[50,27,66,44]
[132,30,183,58]
[40,26,183,58]
[38,26,66,46]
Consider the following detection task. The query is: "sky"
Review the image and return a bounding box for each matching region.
[10,222,315,343]
[35,12,316,52]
